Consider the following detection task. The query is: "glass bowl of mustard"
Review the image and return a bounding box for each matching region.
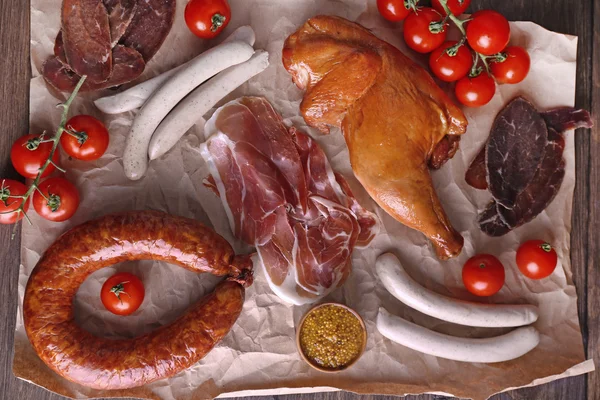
[296,303,367,372]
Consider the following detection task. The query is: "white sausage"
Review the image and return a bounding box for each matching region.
[93,26,256,115]
[376,253,539,328]
[123,40,255,180]
[376,308,540,363]
[148,50,270,160]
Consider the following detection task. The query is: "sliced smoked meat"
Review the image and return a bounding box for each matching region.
[479,129,567,236]
[42,45,145,92]
[54,31,68,66]
[465,146,487,190]
[120,0,176,62]
[103,0,137,47]
[62,0,113,84]
[486,97,548,208]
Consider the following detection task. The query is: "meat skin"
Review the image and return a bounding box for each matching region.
[23,210,252,390]
[283,16,467,259]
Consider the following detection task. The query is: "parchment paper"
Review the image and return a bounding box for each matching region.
[14,1,594,399]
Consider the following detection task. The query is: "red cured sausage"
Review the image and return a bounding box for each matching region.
[23,210,253,390]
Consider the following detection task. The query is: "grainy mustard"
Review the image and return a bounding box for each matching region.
[299,304,364,370]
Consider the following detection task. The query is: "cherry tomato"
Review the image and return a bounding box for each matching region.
[32,177,79,222]
[377,0,411,22]
[61,115,109,161]
[516,240,558,280]
[432,0,471,16]
[466,10,510,56]
[0,179,29,224]
[462,254,505,297]
[403,8,448,54]
[101,272,145,316]
[490,46,531,84]
[455,73,496,107]
[429,41,473,82]
[10,134,60,179]
[185,0,231,39]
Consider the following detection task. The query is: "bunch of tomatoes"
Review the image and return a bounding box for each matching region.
[462,240,559,297]
[377,0,531,107]
[0,115,109,225]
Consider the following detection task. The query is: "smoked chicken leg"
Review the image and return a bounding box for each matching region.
[283,16,468,259]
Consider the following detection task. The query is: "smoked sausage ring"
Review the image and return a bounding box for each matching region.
[23,210,253,390]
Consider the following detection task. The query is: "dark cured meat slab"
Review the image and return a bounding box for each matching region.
[42,45,145,92]
[479,129,567,236]
[465,147,487,190]
[120,0,176,62]
[103,0,137,47]
[53,31,68,66]
[486,97,548,208]
[62,0,113,84]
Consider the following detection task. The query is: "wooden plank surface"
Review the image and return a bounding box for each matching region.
[0,0,595,399]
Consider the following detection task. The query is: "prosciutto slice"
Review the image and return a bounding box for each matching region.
[201,97,379,305]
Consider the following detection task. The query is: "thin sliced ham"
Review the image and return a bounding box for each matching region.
[200,97,379,305]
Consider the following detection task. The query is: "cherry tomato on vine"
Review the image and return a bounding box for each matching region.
[101,272,145,316]
[490,46,531,84]
[61,115,109,161]
[403,8,448,54]
[455,73,496,107]
[377,0,411,21]
[32,177,79,222]
[516,240,558,280]
[429,41,473,82]
[185,0,231,39]
[462,254,505,297]
[0,179,29,224]
[432,0,471,16]
[10,134,60,179]
[466,10,510,56]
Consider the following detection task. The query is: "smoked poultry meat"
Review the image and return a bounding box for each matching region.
[283,16,468,259]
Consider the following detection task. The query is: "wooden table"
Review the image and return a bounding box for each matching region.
[1,0,597,399]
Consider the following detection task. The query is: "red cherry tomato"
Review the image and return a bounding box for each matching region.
[11,134,60,179]
[490,46,531,84]
[61,115,110,161]
[0,179,29,224]
[185,0,231,39]
[462,254,505,297]
[403,8,448,54]
[377,0,411,21]
[466,10,510,56]
[455,73,496,107]
[516,240,558,280]
[432,0,471,16]
[101,272,145,316]
[428,41,473,82]
[32,177,80,222]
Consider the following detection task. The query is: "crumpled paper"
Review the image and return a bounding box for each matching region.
[14,0,593,399]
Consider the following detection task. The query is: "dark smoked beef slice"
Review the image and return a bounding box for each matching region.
[43,45,145,92]
[103,0,137,47]
[120,0,176,62]
[62,0,113,84]
[479,129,567,236]
[486,97,548,208]
[54,31,68,66]
[465,146,487,190]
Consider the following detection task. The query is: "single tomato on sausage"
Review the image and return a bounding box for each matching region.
[32,177,80,222]
[516,240,558,280]
[185,0,231,39]
[462,254,505,297]
[403,8,448,54]
[377,0,412,21]
[101,272,145,316]
[61,115,110,161]
[11,134,60,179]
[466,10,510,56]
[429,41,473,82]
[0,179,29,224]
[432,0,471,16]
[490,46,531,84]
[455,73,496,107]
